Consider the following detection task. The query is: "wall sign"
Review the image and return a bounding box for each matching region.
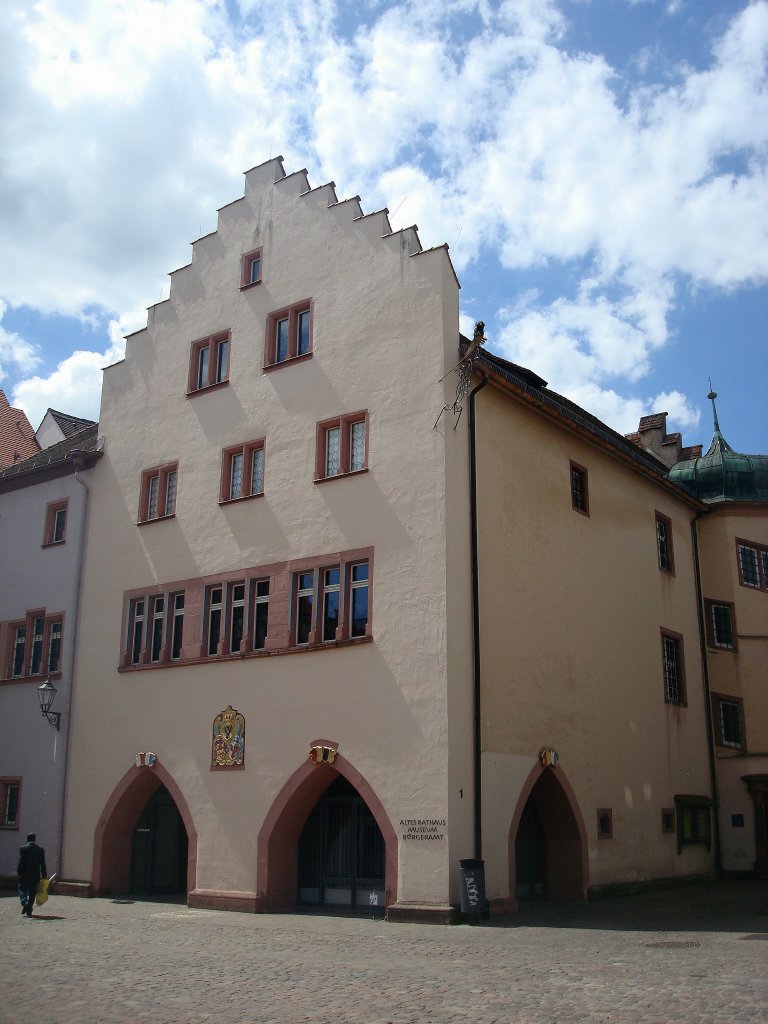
[400,818,446,841]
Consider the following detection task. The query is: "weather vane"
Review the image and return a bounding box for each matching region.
[433,320,486,429]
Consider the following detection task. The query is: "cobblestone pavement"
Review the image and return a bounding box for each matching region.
[2,881,767,1024]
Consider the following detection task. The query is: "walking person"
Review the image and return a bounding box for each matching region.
[17,833,47,917]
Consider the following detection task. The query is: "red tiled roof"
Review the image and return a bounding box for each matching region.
[0,390,39,468]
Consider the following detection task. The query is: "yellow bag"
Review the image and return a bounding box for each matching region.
[35,877,49,906]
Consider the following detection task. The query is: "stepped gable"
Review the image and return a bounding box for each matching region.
[0,422,100,486]
[0,390,39,468]
[128,155,447,341]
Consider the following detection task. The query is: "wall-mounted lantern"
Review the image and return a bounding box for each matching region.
[38,679,61,730]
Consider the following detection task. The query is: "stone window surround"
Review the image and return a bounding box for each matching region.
[314,411,369,482]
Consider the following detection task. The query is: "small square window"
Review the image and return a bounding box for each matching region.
[661,629,686,706]
[220,440,265,503]
[597,808,613,839]
[655,512,674,573]
[188,332,231,394]
[731,814,745,828]
[712,693,744,749]
[138,463,178,524]
[241,247,263,289]
[1,779,21,829]
[315,413,369,481]
[704,599,737,651]
[264,301,313,369]
[43,499,69,546]
[661,808,675,834]
[736,538,768,592]
[570,461,589,516]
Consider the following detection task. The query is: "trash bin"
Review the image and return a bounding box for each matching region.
[459,858,485,915]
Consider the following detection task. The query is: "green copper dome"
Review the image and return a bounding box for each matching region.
[669,391,768,503]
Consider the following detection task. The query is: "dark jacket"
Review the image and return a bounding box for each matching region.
[17,841,47,882]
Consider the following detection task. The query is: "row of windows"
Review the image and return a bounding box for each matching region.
[122,552,371,669]
[595,801,711,848]
[138,413,369,523]
[0,610,63,681]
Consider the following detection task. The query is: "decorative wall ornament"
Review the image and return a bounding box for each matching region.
[433,320,485,430]
[540,747,559,767]
[309,744,337,764]
[211,705,245,769]
[135,751,157,767]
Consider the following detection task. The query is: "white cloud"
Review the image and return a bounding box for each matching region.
[0,0,766,436]
[0,302,41,384]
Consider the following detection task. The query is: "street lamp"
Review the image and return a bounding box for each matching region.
[38,679,61,730]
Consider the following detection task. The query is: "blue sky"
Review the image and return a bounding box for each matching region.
[0,0,765,454]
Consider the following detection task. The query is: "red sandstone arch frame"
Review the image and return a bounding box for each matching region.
[507,762,588,903]
[92,761,197,897]
[257,750,398,911]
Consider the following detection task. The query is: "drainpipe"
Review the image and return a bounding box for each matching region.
[56,452,90,877]
[468,369,488,860]
[690,514,722,876]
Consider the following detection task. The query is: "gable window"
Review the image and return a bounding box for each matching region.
[264,301,313,368]
[655,512,674,573]
[43,499,68,546]
[188,331,231,394]
[712,694,744,749]
[704,599,737,651]
[315,412,368,480]
[570,461,589,516]
[1,779,21,829]
[737,539,768,591]
[220,440,265,503]
[139,462,178,523]
[241,247,262,288]
[661,629,686,706]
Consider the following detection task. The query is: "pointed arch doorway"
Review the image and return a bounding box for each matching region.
[510,765,588,902]
[130,784,189,896]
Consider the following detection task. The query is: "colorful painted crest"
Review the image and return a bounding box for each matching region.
[212,705,245,768]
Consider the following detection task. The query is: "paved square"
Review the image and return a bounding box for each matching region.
[2,881,766,1023]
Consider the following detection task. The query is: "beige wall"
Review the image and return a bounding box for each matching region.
[62,159,474,909]
[475,382,714,897]
[697,505,768,873]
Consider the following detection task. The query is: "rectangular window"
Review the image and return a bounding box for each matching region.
[207,586,223,656]
[322,568,341,642]
[712,694,744,748]
[220,440,265,503]
[316,412,369,480]
[675,795,712,853]
[570,461,589,516]
[129,599,146,666]
[241,247,262,288]
[47,620,62,674]
[139,462,178,523]
[655,512,674,573]
[737,539,768,591]
[1,779,21,829]
[150,596,165,663]
[229,582,246,654]
[597,809,613,839]
[188,331,231,394]
[661,808,675,834]
[253,580,269,651]
[661,630,686,706]
[292,558,371,646]
[350,562,369,638]
[170,593,185,661]
[11,624,26,678]
[704,599,737,650]
[43,499,69,546]
[29,615,45,676]
[295,572,314,646]
[265,301,313,368]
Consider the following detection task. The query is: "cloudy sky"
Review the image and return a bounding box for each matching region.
[1,0,766,452]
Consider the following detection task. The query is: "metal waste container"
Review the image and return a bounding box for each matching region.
[459,858,485,915]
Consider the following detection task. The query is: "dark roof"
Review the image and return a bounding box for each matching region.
[0,422,100,486]
[472,343,685,489]
[0,390,39,468]
[669,429,768,502]
[47,408,97,437]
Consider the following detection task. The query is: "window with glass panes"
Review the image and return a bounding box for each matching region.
[221,440,265,502]
[188,332,231,393]
[316,412,368,480]
[661,631,686,705]
[265,302,313,367]
[737,539,768,591]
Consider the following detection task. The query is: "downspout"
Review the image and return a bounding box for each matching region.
[468,369,488,860]
[56,452,90,876]
[691,514,722,876]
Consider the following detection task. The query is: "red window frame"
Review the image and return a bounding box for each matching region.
[264,300,313,369]
[315,412,369,481]
[240,247,263,289]
[220,439,266,503]
[43,499,69,546]
[188,331,231,395]
[570,460,589,516]
[138,462,178,524]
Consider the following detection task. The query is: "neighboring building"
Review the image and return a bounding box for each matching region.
[0,416,100,884]
[57,157,720,918]
[0,390,38,469]
[36,408,97,452]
